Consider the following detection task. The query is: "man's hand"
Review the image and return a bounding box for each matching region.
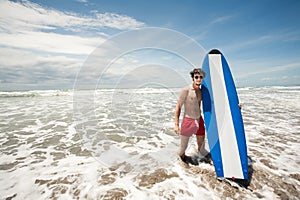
[174,124,180,135]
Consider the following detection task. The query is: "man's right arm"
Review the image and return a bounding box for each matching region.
[174,101,181,134]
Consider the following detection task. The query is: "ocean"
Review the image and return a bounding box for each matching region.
[0,86,299,200]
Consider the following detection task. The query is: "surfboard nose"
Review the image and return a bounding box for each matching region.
[208,49,221,54]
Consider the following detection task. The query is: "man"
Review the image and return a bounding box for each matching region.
[174,68,206,165]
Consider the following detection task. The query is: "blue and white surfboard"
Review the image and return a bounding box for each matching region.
[202,49,248,180]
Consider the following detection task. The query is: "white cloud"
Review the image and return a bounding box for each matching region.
[0,0,145,90]
[211,15,233,24]
[237,62,300,79]
[0,30,101,55]
[0,47,82,82]
[0,48,80,67]
[0,0,145,55]
[0,0,144,33]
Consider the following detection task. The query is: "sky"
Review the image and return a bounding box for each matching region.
[0,0,300,90]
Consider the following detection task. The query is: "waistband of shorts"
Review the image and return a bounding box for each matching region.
[184,115,201,120]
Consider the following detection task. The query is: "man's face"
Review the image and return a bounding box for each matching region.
[193,73,204,86]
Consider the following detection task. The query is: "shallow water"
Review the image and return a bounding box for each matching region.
[0,86,299,199]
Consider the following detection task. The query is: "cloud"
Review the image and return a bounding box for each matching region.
[100,64,188,89]
[0,0,145,90]
[0,0,145,55]
[237,62,300,79]
[234,61,300,86]
[223,35,276,53]
[0,48,82,88]
[0,1,143,54]
[0,30,103,55]
[211,15,233,24]
[0,0,144,33]
[224,28,300,54]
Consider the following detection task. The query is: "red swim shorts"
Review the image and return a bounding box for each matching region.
[181,116,205,137]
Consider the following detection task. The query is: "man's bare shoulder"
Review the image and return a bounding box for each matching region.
[181,85,191,92]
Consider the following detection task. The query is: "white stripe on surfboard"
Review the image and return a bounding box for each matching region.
[208,54,244,179]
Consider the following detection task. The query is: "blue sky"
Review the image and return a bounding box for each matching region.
[0,0,299,90]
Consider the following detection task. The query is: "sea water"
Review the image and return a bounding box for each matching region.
[0,86,299,199]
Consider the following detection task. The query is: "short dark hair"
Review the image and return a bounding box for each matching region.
[190,68,206,78]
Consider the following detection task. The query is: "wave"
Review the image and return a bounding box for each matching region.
[0,90,72,98]
[2,86,299,98]
[237,85,300,91]
[94,87,181,94]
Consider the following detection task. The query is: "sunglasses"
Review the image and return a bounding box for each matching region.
[194,75,204,80]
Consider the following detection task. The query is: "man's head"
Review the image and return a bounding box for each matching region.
[190,68,205,86]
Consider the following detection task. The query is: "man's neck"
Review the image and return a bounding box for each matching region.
[193,83,200,90]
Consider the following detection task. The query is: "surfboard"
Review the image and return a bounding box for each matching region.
[201,49,248,180]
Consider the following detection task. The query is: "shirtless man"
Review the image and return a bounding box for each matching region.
[174,68,206,165]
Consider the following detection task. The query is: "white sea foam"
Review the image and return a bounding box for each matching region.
[0,90,72,98]
[0,86,299,199]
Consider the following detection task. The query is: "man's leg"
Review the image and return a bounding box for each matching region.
[196,135,211,163]
[196,135,205,153]
[178,135,189,156]
[196,116,207,155]
[179,135,199,165]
